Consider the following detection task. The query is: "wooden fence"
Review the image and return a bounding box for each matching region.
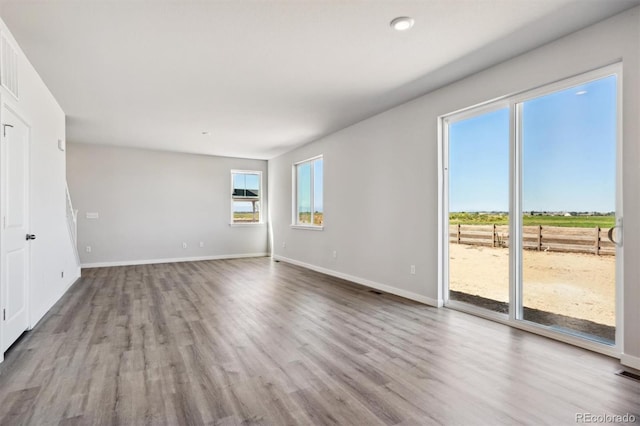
[449,224,615,256]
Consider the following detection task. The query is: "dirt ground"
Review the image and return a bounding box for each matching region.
[449,244,616,326]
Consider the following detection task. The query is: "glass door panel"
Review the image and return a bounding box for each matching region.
[448,107,510,314]
[519,75,618,344]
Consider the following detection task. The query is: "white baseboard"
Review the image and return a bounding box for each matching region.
[82,253,269,268]
[621,353,640,370]
[273,255,442,307]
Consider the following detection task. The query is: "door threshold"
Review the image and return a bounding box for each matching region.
[445,301,619,358]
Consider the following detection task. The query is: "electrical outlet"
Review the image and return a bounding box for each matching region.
[282,241,286,248]
[61,271,64,278]
[182,242,187,249]
[85,246,92,253]
[199,241,204,248]
[410,265,416,275]
[332,250,337,259]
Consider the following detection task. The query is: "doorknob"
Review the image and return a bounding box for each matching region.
[607,226,621,246]
[26,234,36,241]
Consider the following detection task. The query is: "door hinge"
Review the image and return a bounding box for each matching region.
[2,309,5,321]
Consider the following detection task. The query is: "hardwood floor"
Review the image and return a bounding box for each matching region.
[0,257,638,425]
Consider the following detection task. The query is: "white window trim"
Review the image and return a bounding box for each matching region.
[290,224,324,231]
[230,169,263,226]
[291,155,323,230]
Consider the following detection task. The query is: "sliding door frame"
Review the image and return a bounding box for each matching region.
[439,63,623,358]
[440,99,511,319]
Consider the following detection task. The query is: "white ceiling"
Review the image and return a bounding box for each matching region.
[0,0,638,159]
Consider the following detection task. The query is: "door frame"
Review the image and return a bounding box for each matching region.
[0,99,32,359]
[438,63,623,358]
[438,99,511,316]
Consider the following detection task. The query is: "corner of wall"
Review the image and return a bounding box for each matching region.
[273,254,442,308]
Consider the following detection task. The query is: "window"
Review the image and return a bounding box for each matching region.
[231,170,262,224]
[441,64,621,351]
[293,155,323,228]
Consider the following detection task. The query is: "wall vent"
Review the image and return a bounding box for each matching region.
[1,34,19,99]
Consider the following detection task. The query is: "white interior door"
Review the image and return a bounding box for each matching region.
[1,106,30,353]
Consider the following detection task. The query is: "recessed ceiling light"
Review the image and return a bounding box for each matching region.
[202,131,211,135]
[390,17,414,31]
[576,90,587,95]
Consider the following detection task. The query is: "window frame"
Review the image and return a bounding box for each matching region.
[438,63,623,358]
[291,155,324,230]
[230,169,263,226]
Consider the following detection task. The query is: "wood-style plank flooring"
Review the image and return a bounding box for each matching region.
[0,257,638,425]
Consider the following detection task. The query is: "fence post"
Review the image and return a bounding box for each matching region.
[537,225,543,251]
[492,224,496,247]
[457,224,461,244]
[595,226,600,256]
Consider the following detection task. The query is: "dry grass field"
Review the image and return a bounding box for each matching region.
[449,244,615,326]
[297,212,324,226]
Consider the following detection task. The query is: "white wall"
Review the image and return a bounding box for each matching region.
[67,143,268,267]
[0,18,80,362]
[269,8,640,367]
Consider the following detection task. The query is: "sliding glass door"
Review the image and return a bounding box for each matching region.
[447,107,510,314]
[519,75,619,345]
[444,65,621,350]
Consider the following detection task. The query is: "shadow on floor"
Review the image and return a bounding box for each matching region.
[449,290,615,344]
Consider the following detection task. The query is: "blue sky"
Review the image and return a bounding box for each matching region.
[233,173,259,192]
[297,159,323,213]
[449,76,616,213]
[449,108,509,212]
